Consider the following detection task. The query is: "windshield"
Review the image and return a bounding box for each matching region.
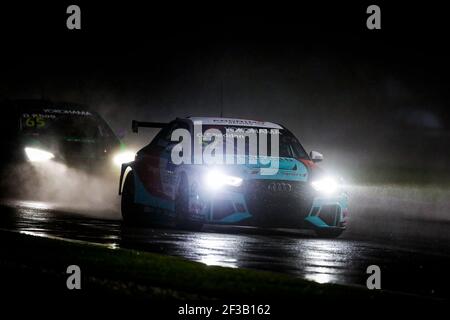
[199,125,309,159]
[20,109,113,141]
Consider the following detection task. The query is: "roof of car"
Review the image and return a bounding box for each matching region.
[1,99,89,110]
[186,117,283,129]
[2,99,96,116]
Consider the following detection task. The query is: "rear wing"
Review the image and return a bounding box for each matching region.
[132,120,169,133]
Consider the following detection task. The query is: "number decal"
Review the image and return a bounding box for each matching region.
[24,116,46,128]
[36,117,46,128]
[25,117,35,127]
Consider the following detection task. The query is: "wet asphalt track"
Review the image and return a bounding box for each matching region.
[1,199,450,301]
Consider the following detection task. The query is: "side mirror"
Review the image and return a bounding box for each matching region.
[310,150,323,163]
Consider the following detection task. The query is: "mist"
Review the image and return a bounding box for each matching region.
[2,161,121,220]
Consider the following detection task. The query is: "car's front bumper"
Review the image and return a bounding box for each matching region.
[202,179,348,229]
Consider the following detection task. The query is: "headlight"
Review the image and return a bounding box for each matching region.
[113,151,135,167]
[25,147,55,162]
[205,170,243,190]
[311,177,338,195]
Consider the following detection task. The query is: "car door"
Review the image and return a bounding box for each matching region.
[159,121,190,200]
[134,123,175,201]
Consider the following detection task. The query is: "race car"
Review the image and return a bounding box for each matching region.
[119,117,348,237]
[0,99,134,185]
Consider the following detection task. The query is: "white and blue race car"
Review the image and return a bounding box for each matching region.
[119,117,348,237]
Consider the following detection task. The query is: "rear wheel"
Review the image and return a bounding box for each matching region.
[121,172,141,224]
[175,176,203,231]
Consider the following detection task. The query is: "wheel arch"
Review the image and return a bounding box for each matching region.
[118,162,135,195]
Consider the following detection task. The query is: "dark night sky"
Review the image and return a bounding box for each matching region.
[1,1,449,181]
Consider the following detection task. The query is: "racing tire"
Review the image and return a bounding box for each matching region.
[121,172,142,224]
[175,175,203,231]
[315,228,344,238]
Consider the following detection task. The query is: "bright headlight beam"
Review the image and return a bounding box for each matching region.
[311,177,338,195]
[205,170,243,190]
[113,151,135,167]
[25,147,55,162]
